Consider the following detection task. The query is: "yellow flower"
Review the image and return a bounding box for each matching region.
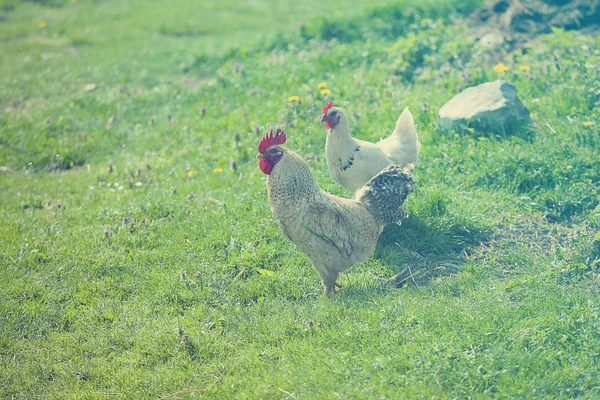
[187,170,194,177]
[39,21,47,28]
[213,168,223,173]
[317,82,327,89]
[494,63,509,73]
[287,95,300,102]
[583,121,593,127]
[320,89,332,95]
[519,65,530,71]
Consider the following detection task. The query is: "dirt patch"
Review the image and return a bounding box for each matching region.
[469,0,600,44]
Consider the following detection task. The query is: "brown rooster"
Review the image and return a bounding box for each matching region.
[257,129,414,295]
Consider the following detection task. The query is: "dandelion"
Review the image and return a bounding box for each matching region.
[519,65,530,71]
[583,121,593,127]
[320,89,332,95]
[187,170,194,177]
[494,63,509,73]
[213,167,223,173]
[39,21,47,28]
[317,82,327,89]
[287,95,300,102]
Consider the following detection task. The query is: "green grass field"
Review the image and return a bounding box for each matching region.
[1,0,599,398]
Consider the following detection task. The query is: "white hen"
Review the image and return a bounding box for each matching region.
[321,102,421,194]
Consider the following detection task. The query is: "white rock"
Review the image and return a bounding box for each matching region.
[439,80,531,134]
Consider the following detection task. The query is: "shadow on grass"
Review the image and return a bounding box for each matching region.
[375,212,492,288]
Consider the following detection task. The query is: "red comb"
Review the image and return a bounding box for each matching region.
[258,128,286,153]
[321,101,333,117]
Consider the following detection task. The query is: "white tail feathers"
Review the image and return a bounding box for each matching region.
[377,107,421,166]
[393,107,418,144]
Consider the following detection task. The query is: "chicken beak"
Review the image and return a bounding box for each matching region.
[320,115,327,123]
[256,153,263,159]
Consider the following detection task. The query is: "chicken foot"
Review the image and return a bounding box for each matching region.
[323,282,344,296]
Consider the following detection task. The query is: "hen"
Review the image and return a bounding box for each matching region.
[320,102,421,194]
[258,129,414,295]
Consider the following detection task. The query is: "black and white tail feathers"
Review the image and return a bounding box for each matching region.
[355,163,415,225]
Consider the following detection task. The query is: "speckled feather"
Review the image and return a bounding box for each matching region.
[355,163,415,225]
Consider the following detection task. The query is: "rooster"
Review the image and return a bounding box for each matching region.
[258,128,414,295]
[320,102,421,194]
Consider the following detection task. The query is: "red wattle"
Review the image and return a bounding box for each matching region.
[324,121,331,129]
[259,158,273,175]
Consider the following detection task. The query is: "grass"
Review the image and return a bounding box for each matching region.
[1,0,600,398]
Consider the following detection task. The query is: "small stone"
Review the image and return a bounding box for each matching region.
[478,32,504,47]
